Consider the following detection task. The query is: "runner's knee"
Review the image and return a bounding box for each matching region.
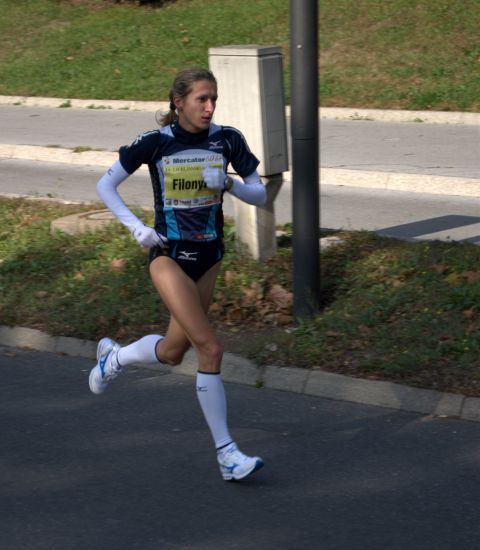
[156,340,189,366]
[197,338,223,366]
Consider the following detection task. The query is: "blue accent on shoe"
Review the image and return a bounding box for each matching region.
[225,464,237,474]
[99,350,112,379]
[252,459,264,473]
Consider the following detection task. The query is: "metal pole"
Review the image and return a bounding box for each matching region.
[290,0,320,318]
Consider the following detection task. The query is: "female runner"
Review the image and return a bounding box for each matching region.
[88,67,267,481]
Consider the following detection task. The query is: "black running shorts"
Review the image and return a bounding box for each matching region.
[149,238,225,282]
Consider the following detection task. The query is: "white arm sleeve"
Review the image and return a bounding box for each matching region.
[96,160,143,231]
[228,171,267,206]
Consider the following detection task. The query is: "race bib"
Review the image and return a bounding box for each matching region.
[162,152,223,209]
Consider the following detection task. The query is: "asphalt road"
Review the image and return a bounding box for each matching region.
[322,118,480,179]
[1,104,479,179]
[2,346,480,550]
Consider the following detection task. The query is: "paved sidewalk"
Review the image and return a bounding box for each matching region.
[2,324,480,423]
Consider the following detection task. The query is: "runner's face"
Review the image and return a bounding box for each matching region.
[175,80,217,133]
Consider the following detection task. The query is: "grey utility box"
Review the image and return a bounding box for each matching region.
[209,45,288,176]
[209,45,288,260]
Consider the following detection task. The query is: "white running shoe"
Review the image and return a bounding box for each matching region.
[217,443,264,481]
[88,338,121,395]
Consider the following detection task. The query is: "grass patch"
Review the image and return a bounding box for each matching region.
[3,197,480,396]
[72,146,94,153]
[0,197,293,341]
[253,233,480,396]
[0,0,290,101]
[320,0,480,111]
[1,0,478,111]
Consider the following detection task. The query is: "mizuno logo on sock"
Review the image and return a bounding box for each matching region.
[196,385,208,392]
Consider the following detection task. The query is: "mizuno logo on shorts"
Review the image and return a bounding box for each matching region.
[178,251,198,261]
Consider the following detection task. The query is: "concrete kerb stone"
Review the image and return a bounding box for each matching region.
[320,168,480,199]
[263,364,310,393]
[4,146,477,201]
[304,369,465,417]
[2,324,480,423]
[0,95,168,112]
[0,144,117,167]
[3,145,480,200]
[0,325,97,357]
[459,399,480,422]
[318,106,480,125]
[2,96,479,125]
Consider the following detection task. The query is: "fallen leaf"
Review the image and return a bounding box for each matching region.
[86,293,98,304]
[96,315,108,327]
[226,307,244,322]
[265,343,278,352]
[208,302,221,313]
[242,282,263,305]
[109,258,126,272]
[446,273,461,285]
[267,284,293,310]
[277,313,294,325]
[461,271,480,283]
[432,263,449,274]
[115,326,128,340]
[463,308,475,319]
[466,322,480,334]
[223,270,234,285]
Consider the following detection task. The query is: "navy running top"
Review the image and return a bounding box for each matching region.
[118,122,259,242]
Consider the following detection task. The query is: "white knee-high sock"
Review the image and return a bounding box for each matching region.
[114,334,163,368]
[196,372,233,450]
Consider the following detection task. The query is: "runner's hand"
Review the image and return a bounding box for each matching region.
[131,223,168,248]
[203,166,227,191]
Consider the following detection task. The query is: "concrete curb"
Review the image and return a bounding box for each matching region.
[0,95,168,112]
[319,107,480,125]
[2,324,479,422]
[2,143,480,198]
[320,167,480,198]
[0,143,293,185]
[0,143,117,167]
[1,95,479,125]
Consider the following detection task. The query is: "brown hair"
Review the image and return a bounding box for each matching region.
[156,67,217,127]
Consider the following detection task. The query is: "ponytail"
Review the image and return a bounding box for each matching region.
[156,102,177,127]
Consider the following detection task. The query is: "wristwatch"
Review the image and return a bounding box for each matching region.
[224,175,234,191]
